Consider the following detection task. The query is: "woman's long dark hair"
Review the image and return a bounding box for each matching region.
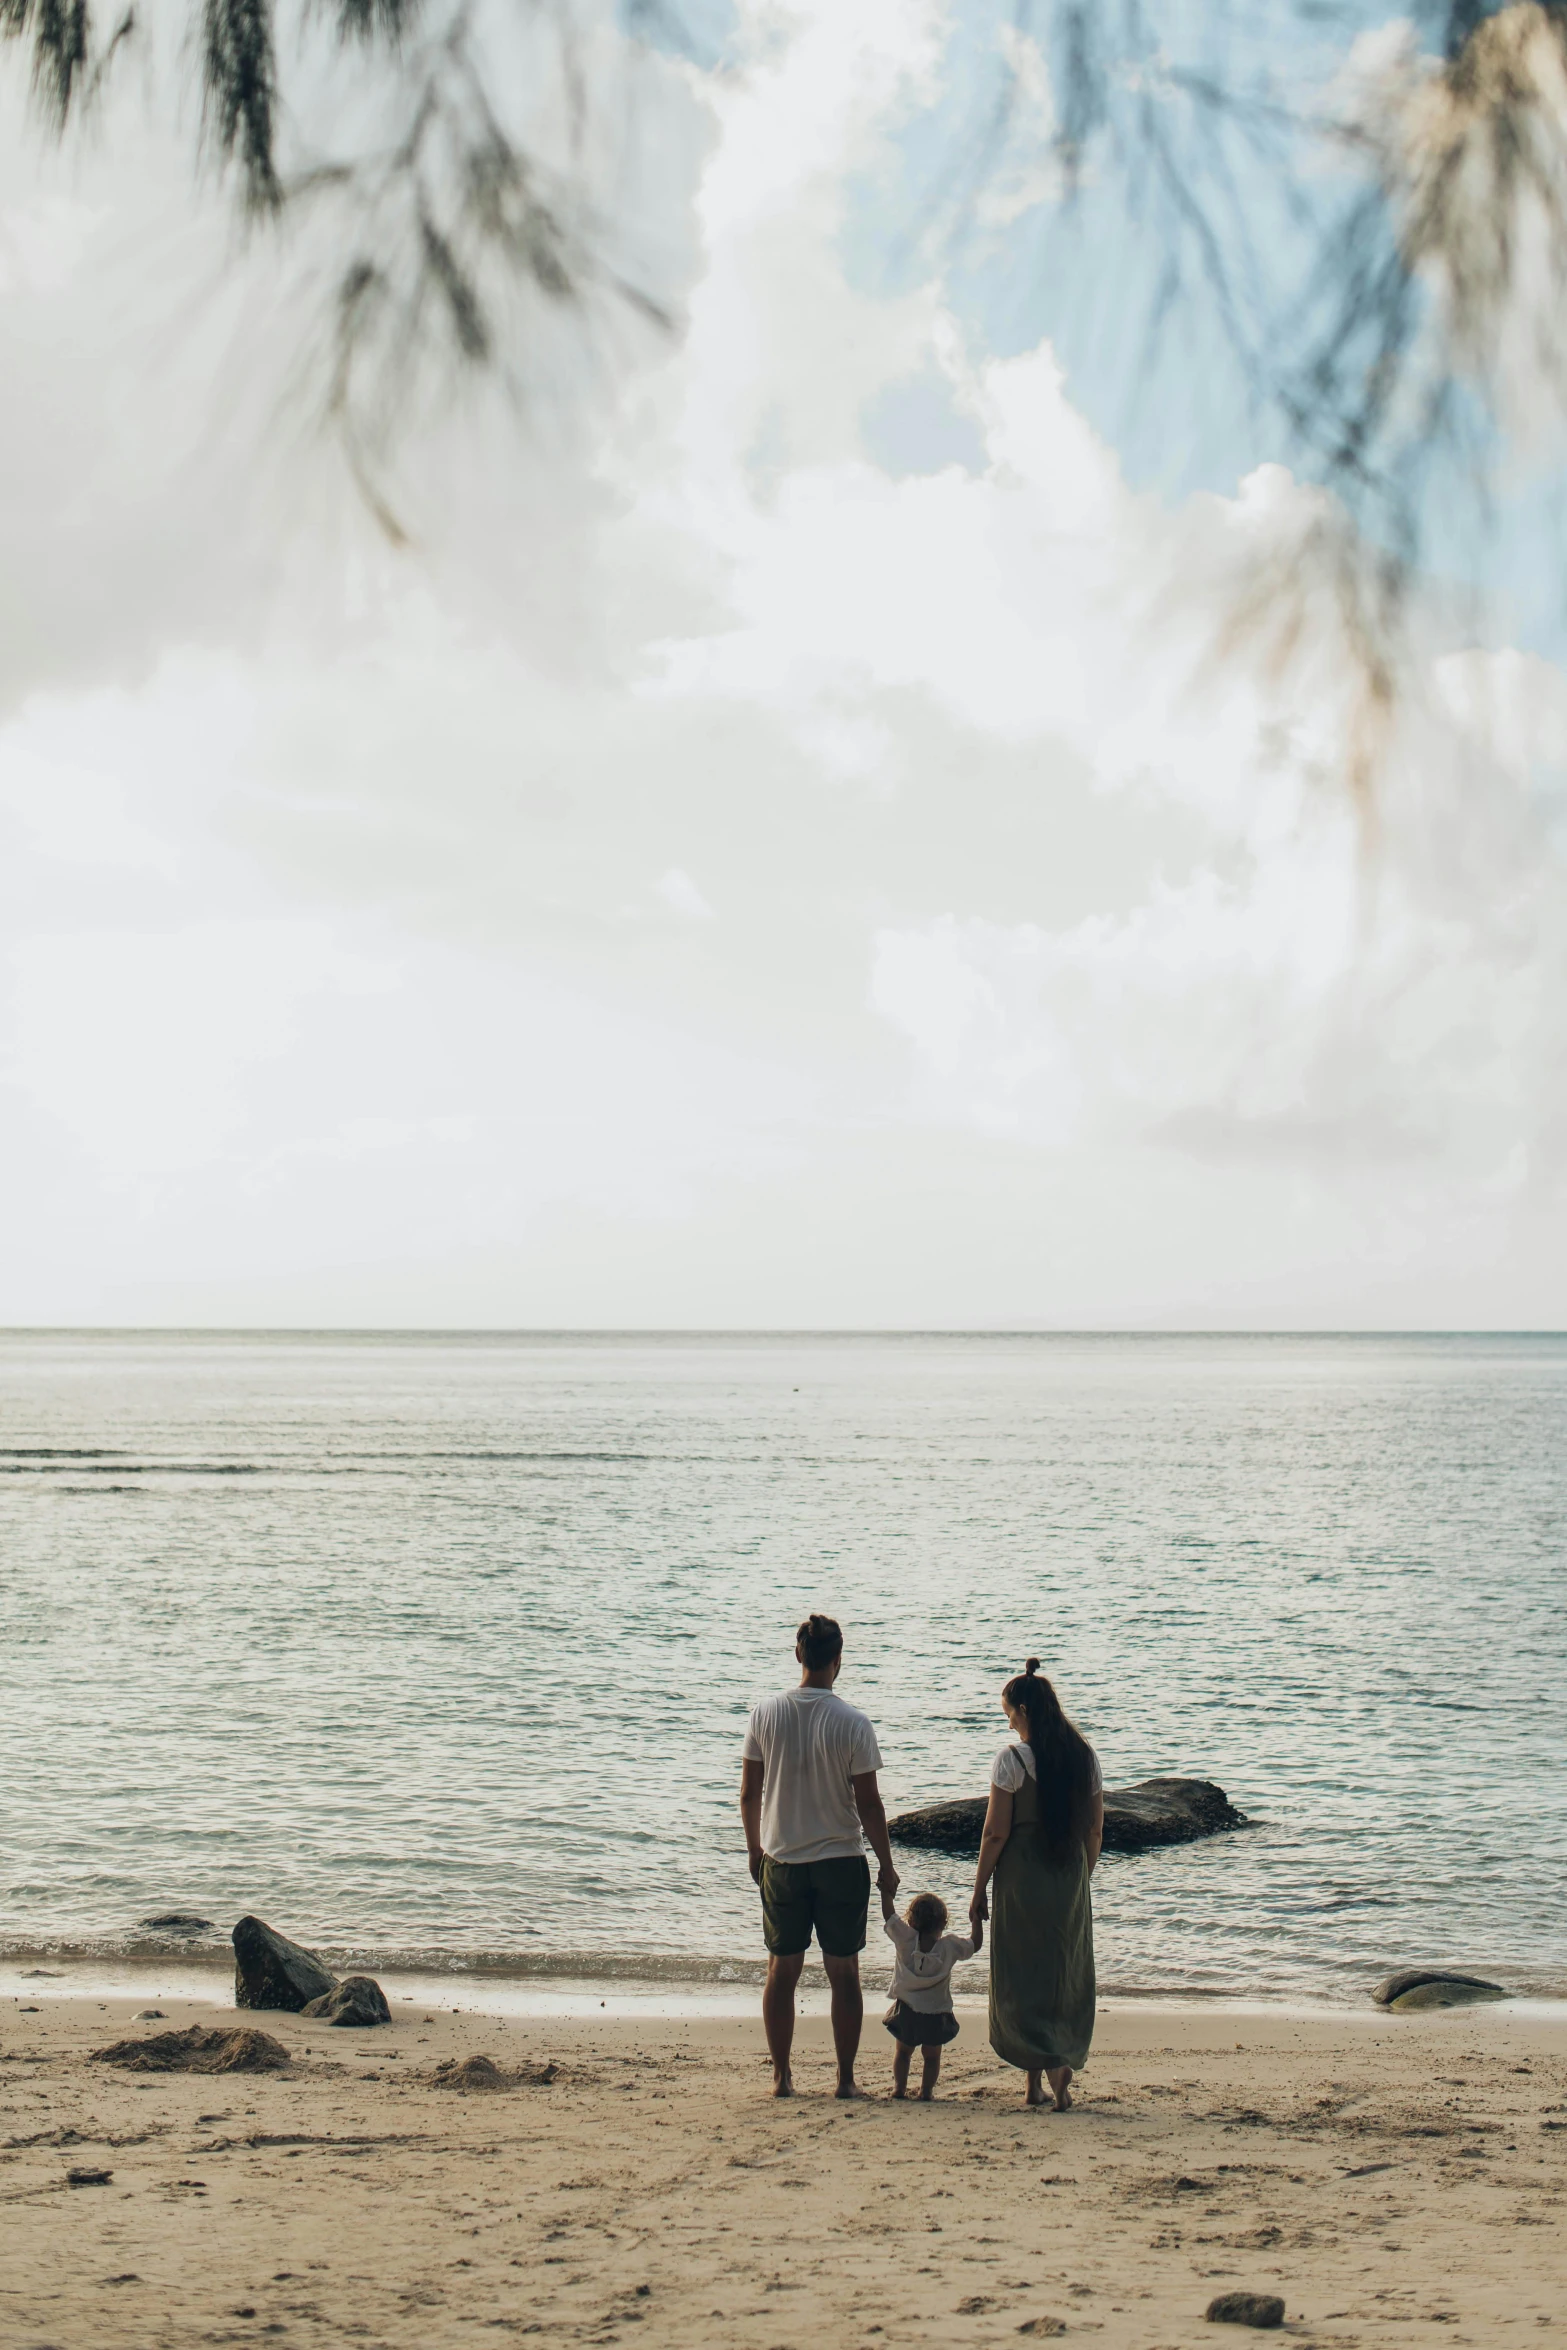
[1002,1659,1095,1856]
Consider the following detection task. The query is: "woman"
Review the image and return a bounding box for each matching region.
[968,1658,1103,2109]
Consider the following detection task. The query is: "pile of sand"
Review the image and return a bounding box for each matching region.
[91,2026,291,2074]
[428,2053,557,2091]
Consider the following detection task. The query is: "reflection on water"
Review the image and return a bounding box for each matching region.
[1,1331,1563,2002]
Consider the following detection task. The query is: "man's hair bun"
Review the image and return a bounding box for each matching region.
[797,1613,844,1669]
[1025,1656,1040,1675]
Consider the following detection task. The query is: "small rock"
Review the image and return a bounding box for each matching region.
[21,1968,63,1978]
[136,1914,214,1935]
[958,2298,995,2315]
[1017,2324,1067,2339]
[232,1915,338,2014]
[67,2167,113,2187]
[133,2009,166,2021]
[93,2025,290,2074]
[300,1974,391,2029]
[1372,1970,1508,2011]
[1206,2293,1285,2328]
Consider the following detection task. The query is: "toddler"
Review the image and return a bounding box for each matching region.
[880,1885,978,2100]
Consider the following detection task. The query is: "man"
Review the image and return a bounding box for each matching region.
[739,1613,899,2098]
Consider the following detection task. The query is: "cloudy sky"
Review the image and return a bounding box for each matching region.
[2,0,1565,1328]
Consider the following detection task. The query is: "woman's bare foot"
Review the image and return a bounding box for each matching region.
[1025,2069,1048,2106]
[772,2068,794,2098]
[1047,2065,1074,2111]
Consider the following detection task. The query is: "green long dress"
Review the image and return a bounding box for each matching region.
[988,1759,1096,2074]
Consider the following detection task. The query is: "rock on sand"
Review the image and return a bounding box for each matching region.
[302,1975,393,2028]
[1372,1970,1508,2011]
[232,1916,392,2025]
[1206,2293,1286,2327]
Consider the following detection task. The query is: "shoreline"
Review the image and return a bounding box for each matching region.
[8,1952,1567,2023]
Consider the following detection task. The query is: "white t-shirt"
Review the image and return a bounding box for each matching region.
[882,1912,976,2012]
[991,1738,1102,1796]
[742,1687,884,1864]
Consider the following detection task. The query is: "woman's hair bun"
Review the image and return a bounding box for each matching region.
[1025,1656,1040,1675]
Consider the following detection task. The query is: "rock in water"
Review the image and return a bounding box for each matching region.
[889,1776,1246,1857]
[1206,2294,1285,2328]
[93,2026,290,2073]
[1372,1969,1508,2011]
[232,1914,338,2012]
[301,1974,391,2028]
[136,1913,214,1935]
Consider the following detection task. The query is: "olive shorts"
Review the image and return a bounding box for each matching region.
[759,1854,871,1959]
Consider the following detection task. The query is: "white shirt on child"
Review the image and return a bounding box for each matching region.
[882,1912,976,2012]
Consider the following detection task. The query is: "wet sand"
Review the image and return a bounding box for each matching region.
[3,1987,1563,2348]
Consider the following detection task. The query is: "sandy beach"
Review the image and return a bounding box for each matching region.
[4,1983,1562,2349]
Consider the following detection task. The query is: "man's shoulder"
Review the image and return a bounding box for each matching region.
[825,1691,875,1730]
[747,1688,800,1729]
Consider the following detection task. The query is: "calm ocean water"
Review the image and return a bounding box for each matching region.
[1,1331,1563,2003]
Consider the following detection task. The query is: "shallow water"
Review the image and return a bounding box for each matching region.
[1,1330,1562,2002]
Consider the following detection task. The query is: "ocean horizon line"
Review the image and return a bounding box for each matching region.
[3,1325,1566,1342]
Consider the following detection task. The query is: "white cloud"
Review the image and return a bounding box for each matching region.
[655,866,718,920]
[0,0,1563,1323]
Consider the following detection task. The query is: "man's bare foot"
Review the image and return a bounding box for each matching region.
[772,2069,794,2098]
[891,2083,907,2099]
[834,2078,868,2099]
[1047,2065,1074,2111]
[918,2084,935,2102]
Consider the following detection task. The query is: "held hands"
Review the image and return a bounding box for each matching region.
[879,1881,896,1921]
[968,1884,989,1943]
[876,1864,900,1907]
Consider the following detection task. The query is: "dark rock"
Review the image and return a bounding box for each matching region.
[232,1915,338,2012]
[136,1913,214,1934]
[889,1776,1246,1857]
[1206,2294,1284,2328]
[92,2026,290,2074]
[1372,1970,1508,2012]
[66,2166,113,2187]
[300,1974,391,2029]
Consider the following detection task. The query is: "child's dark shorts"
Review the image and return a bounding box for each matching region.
[883,2001,960,2048]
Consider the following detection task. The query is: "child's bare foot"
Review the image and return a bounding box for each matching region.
[772,2067,794,2098]
[1047,2065,1074,2111]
